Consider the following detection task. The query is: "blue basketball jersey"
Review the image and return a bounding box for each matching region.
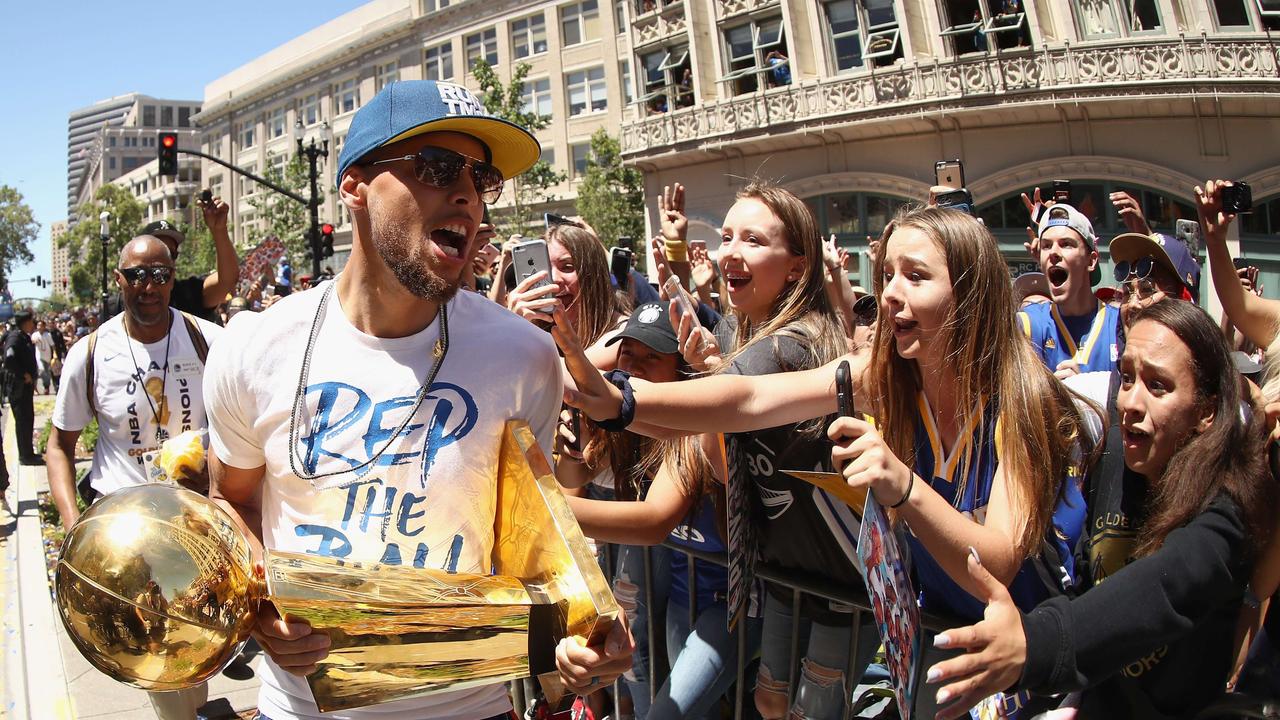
[906,393,1086,620]
[1019,301,1121,374]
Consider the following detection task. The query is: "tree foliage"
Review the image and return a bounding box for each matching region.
[61,185,146,302]
[576,129,645,249]
[246,152,311,261]
[0,185,39,285]
[472,59,567,235]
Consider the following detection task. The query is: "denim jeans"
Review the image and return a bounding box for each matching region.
[647,599,763,720]
[756,592,880,720]
[614,543,672,720]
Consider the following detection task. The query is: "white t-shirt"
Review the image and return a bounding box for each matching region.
[32,330,54,363]
[53,310,222,495]
[204,285,561,720]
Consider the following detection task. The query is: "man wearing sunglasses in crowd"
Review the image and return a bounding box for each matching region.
[46,234,223,720]
[137,193,238,324]
[1019,203,1123,379]
[201,80,634,720]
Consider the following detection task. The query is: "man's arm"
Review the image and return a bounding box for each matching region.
[46,427,82,527]
[200,197,240,308]
[208,451,267,558]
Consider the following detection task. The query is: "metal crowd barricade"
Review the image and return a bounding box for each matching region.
[511,540,962,719]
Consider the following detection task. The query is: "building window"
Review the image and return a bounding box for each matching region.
[208,175,223,200]
[823,0,902,73]
[614,0,626,32]
[240,124,256,150]
[108,136,116,147]
[108,157,116,170]
[465,28,499,70]
[570,142,591,178]
[161,106,174,126]
[424,43,454,81]
[639,45,692,113]
[240,164,257,196]
[620,59,633,104]
[512,14,548,58]
[143,106,156,126]
[721,16,789,96]
[375,61,400,92]
[269,107,287,139]
[336,78,360,115]
[542,146,557,171]
[561,0,601,46]
[521,78,554,118]
[1073,0,1162,39]
[179,107,192,127]
[1213,0,1253,26]
[424,0,450,10]
[566,66,608,116]
[939,0,1032,54]
[300,94,321,126]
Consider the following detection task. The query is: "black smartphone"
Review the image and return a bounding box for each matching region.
[611,247,634,288]
[934,159,964,189]
[200,189,213,205]
[1233,257,1251,271]
[1221,182,1253,214]
[935,188,976,216]
[566,407,582,452]
[544,212,575,232]
[836,360,854,418]
[1053,179,1071,204]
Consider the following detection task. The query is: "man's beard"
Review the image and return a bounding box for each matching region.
[372,216,461,303]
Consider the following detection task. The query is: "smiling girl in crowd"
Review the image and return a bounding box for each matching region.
[924,299,1275,719]
[553,205,1097,717]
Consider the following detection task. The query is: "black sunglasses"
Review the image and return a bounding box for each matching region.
[852,295,878,326]
[1113,257,1155,284]
[369,146,505,204]
[118,266,174,287]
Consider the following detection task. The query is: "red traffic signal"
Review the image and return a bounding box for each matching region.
[320,223,335,258]
[321,223,334,235]
[158,132,179,176]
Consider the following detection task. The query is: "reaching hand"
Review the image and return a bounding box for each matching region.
[670,297,721,373]
[1020,186,1052,226]
[649,235,673,291]
[1023,225,1039,261]
[822,234,841,271]
[556,407,584,461]
[926,551,1028,720]
[554,612,635,697]
[200,195,230,234]
[506,271,560,324]
[828,416,912,505]
[1194,180,1237,249]
[253,593,331,676]
[690,243,717,290]
[551,308,625,422]
[659,183,689,245]
[1110,191,1151,235]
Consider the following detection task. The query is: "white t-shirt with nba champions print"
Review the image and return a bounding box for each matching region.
[204,284,562,720]
[53,309,222,496]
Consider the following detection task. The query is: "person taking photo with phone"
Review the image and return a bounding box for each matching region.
[139,191,238,324]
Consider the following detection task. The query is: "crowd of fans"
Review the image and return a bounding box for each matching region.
[10,82,1279,720]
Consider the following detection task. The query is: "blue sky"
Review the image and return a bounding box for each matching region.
[0,1,365,299]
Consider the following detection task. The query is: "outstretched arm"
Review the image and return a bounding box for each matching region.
[1197,180,1280,349]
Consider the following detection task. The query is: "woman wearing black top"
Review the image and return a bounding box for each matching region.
[925,299,1277,719]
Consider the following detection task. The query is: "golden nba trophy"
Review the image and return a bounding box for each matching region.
[55,420,618,713]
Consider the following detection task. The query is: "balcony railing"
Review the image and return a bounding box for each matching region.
[632,0,688,48]
[621,35,1280,157]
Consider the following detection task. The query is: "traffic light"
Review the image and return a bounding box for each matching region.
[158,132,178,176]
[321,223,335,258]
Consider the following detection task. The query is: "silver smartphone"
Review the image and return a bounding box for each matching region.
[511,238,553,289]
[935,159,965,189]
[1174,219,1201,258]
[663,276,700,327]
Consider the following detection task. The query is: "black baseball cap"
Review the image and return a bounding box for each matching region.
[142,220,186,246]
[605,302,679,355]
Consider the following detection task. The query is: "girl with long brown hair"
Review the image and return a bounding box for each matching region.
[924,299,1275,719]
[552,205,1097,717]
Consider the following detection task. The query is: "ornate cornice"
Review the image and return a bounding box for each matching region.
[621,37,1280,160]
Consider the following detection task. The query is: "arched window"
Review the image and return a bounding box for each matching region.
[977,180,1195,239]
[803,191,914,286]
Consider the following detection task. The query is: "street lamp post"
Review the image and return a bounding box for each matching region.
[295,120,330,278]
[99,211,110,324]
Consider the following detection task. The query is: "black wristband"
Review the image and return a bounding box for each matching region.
[594,369,636,432]
[887,473,914,509]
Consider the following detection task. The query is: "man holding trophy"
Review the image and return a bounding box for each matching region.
[202,81,634,720]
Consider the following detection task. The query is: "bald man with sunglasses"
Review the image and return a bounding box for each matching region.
[47,234,223,719]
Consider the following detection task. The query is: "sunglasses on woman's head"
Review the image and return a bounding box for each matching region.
[368,146,505,204]
[1113,257,1156,284]
[118,266,174,287]
[1119,278,1161,302]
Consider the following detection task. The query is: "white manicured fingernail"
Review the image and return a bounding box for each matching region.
[926,666,941,683]
[936,689,951,705]
[933,633,951,648]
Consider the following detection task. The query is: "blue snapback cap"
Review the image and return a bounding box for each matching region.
[1109,231,1202,299]
[336,80,541,188]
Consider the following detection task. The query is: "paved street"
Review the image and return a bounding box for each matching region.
[0,395,263,720]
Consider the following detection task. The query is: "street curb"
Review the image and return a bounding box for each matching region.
[12,408,74,720]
